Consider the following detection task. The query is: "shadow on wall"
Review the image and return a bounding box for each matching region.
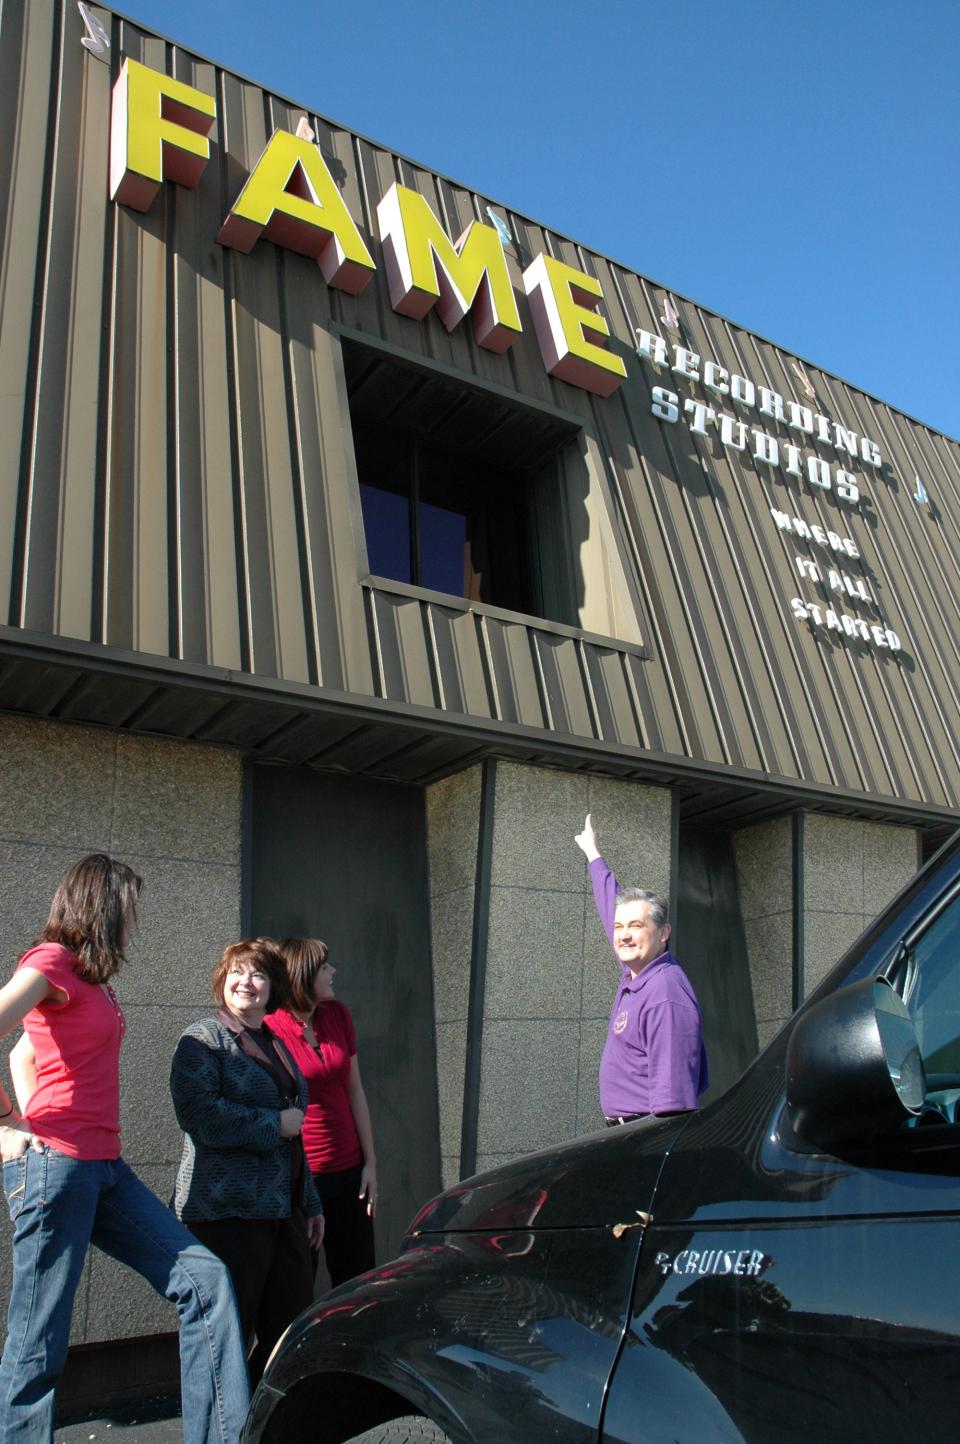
[675,824,760,1101]
[247,762,443,1261]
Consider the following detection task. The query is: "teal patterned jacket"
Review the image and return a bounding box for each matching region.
[170,1015,322,1222]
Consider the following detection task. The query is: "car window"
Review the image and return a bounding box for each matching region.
[899,885,960,1078]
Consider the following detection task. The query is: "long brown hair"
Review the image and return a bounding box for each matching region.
[36,854,143,983]
[274,937,329,1014]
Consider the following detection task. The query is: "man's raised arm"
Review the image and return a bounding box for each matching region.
[575,813,618,951]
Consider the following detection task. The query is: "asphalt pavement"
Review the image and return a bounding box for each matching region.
[54,1395,183,1443]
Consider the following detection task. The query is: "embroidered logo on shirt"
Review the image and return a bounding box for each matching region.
[613,1009,629,1035]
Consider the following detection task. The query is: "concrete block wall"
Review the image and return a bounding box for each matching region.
[801,814,919,996]
[426,760,671,1185]
[732,818,795,1052]
[424,766,482,1191]
[733,812,921,1057]
[0,714,242,1344]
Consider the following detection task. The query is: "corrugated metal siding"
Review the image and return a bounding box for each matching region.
[2,1,960,817]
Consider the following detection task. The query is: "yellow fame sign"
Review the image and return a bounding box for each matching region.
[377,183,522,353]
[108,59,625,398]
[216,130,375,295]
[110,57,216,209]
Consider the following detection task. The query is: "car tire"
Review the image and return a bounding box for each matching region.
[343,1418,453,1443]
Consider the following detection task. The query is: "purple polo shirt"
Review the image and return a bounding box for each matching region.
[590,857,709,1117]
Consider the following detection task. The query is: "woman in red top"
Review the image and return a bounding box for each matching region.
[267,938,377,1287]
[0,855,249,1444]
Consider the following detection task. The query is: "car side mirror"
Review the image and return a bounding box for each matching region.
[783,976,926,1152]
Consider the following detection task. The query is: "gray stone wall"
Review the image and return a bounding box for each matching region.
[732,818,795,1052]
[733,813,921,1057]
[801,815,919,996]
[426,760,671,1184]
[425,765,481,1191]
[0,715,242,1344]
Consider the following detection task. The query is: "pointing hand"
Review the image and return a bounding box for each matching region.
[574,813,600,862]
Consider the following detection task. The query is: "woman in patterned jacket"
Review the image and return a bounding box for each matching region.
[170,938,324,1384]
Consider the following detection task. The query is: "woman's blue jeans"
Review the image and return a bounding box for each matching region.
[0,1149,250,1444]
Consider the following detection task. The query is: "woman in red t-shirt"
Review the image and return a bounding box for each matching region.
[268,938,377,1287]
[0,855,249,1444]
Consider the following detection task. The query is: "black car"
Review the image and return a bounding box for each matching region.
[243,834,960,1444]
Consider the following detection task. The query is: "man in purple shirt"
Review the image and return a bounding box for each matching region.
[575,815,709,1125]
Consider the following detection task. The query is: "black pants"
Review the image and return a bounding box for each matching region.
[188,1211,313,1385]
[312,1165,376,1289]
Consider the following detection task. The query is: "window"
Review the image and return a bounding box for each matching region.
[897,890,960,1078]
[343,339,581,626]
[356,428,530,613]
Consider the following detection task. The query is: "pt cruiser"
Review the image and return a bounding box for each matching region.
[243,832,960,1443]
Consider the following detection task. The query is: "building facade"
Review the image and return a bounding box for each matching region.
[1,0,959,1384]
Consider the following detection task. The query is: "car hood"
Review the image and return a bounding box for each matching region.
[408,1113,691,1236]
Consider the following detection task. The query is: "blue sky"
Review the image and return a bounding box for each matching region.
[112,0,959,438]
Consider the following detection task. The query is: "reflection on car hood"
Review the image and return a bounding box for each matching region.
[409,1114,692,1235]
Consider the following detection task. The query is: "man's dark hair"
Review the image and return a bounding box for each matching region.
[614,887,669,930]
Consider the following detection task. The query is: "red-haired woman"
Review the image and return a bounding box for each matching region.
[0,855,249,1444]
[267,938,377,1287]
[170,939,324,1384]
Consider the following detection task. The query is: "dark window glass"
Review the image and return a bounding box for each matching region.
[419,500,467,596]
[359,483,411,584]
[905,894,960,1075]
[356,431,526,610]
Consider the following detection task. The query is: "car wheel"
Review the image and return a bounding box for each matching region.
[343,1417,454,1443]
